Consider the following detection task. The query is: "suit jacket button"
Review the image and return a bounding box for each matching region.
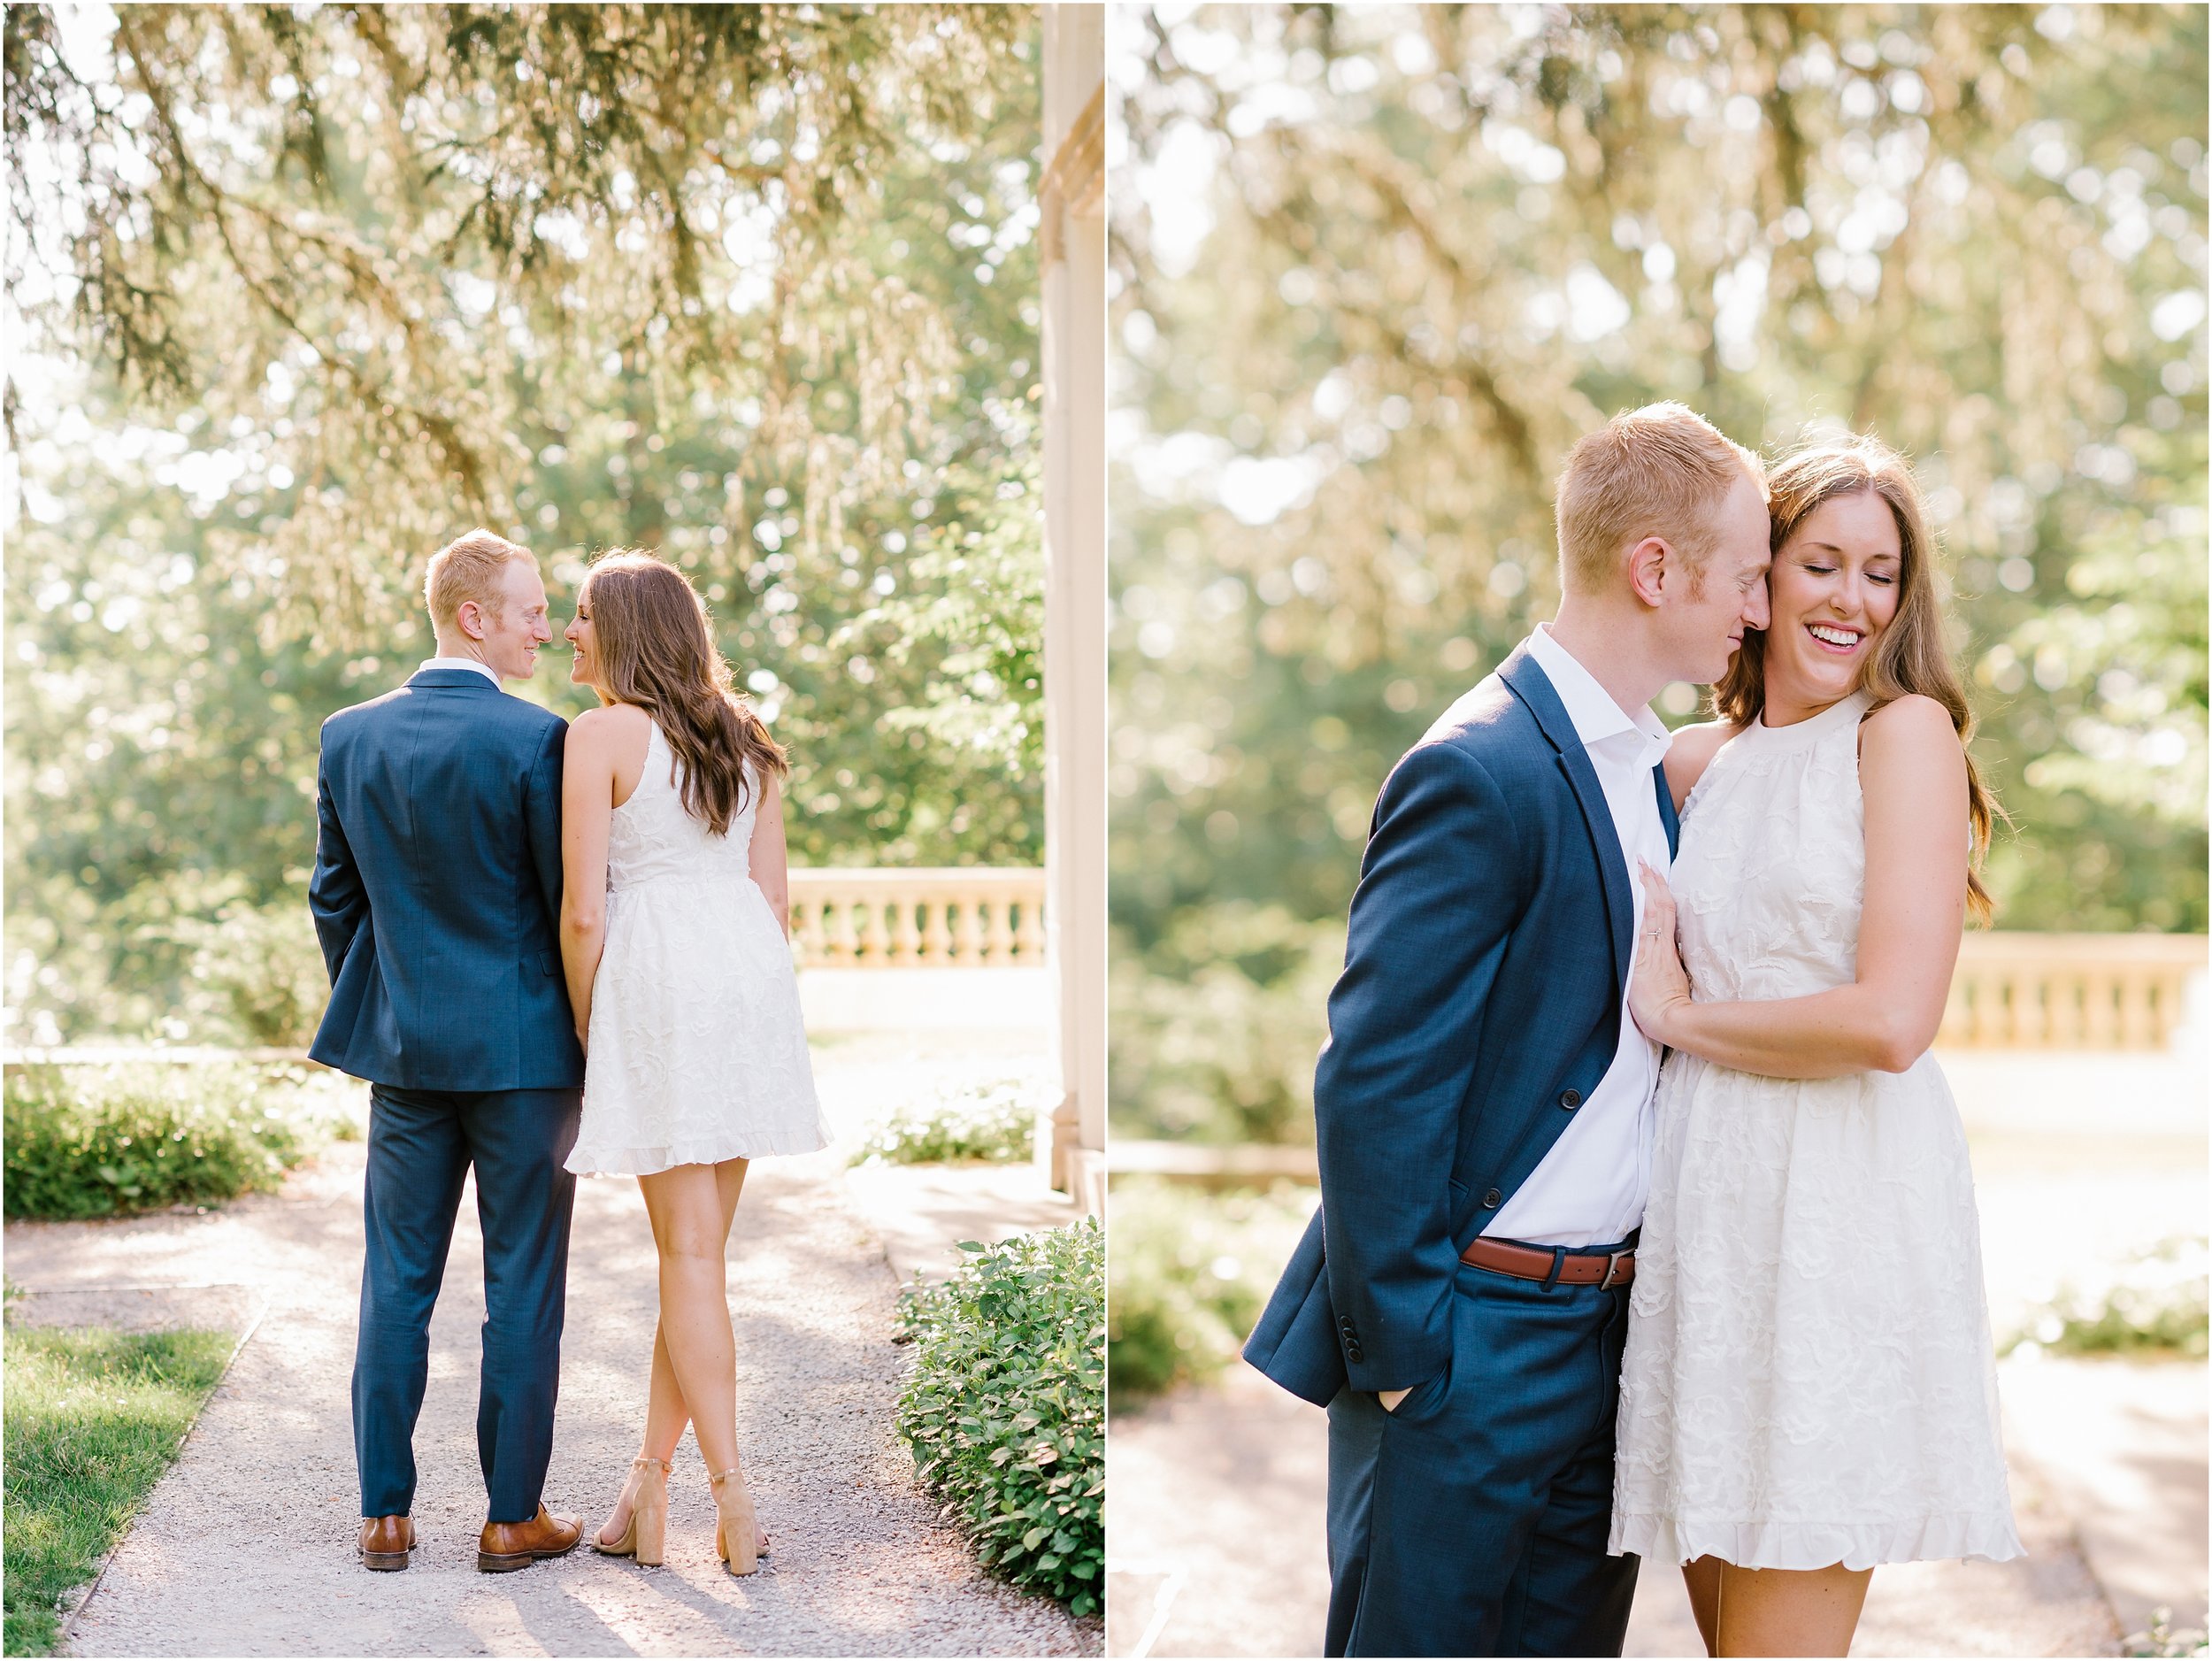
[1481,1188,1502,1208]
[1559,1088,1582,1110]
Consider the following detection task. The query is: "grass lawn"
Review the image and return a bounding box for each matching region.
[4,1326,234,1657]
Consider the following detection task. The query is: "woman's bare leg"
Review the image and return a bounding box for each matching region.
[599,1158,750,1545]
[642,1162,747,1457]
[641,1320,686,1460]
[1683,1557,1724,1657]
[1716,1562,1873,1657]
[638,1159,749,1473]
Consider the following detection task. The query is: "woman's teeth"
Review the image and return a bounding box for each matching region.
[1807,623,1860,649]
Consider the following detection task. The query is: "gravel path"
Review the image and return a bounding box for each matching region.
[11,1055,1094,1657]
[1105,1365,2121,1658]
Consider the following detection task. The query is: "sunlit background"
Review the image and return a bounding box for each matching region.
[5,5,1047,1047]
[3,12,1106,1652]
[1103,6,2206,1654]
[1111,0,2204,1154]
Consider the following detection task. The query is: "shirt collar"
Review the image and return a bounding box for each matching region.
[1524,624,1671,768]
[418,656,503,686]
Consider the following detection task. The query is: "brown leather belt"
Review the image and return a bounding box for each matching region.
[1461,1235,1635,1289]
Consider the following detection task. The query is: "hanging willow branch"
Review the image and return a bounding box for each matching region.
[6,2,1029,635]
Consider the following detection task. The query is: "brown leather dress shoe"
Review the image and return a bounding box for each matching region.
[478,1505,583,1573]
[359,1515,415,1572]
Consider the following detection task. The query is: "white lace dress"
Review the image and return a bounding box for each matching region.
[1610,691,2022,1571]
[565,724,829,1175]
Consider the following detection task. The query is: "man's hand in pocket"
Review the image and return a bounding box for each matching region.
[1378,1386,1412,1413]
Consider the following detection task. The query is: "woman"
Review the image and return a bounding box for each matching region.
[1612,437,2023,1656]
[558,550,829,1575]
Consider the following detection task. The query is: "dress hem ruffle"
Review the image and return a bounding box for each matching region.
[565,1123,830,1177]
[1608,1511,2026,1571]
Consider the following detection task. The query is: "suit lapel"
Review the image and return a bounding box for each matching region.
[1655,763,1680,858]
[1499,644,1635,995]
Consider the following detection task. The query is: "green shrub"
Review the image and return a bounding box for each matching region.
[850,1073,1044,1165]
[1109,1178,1319,1400]
[4,1326,234,1657]
[2006,1235,2209,1358]
[3,1064,361,1221]
[895,1221,1103,1616]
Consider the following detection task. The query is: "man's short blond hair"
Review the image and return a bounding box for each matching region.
[1555,404,1763,596]
[425,529,536,632]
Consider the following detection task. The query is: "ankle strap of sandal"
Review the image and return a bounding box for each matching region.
[632,1457,671,1473]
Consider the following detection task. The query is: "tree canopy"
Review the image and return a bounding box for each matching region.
[1110,2,2208,1142]
[6,4,1045,1043]
[11,4,1032,627]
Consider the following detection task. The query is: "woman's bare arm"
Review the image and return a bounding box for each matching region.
[1630,696,1968,1078]
[557,707,637,1050]
[748,772,792,938]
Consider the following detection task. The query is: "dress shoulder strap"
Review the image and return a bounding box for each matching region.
[623,718,676,804]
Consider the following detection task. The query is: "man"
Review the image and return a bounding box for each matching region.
[1242,404,1773,1657]
[311,529,587,1573]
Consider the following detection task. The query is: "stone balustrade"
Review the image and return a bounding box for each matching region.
[786,866,1047,968]
[1941,931,2206,1050]
[9,925,2201,1064]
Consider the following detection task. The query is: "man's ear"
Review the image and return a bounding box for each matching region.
[456,598,488,642]
[1624,535,1671,607]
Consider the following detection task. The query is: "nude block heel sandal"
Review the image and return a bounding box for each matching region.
[592,1457,670,1567]
[710,1465,760,1575]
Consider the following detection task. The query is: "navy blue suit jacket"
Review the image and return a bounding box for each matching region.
[1243,643,1679,1407]
[308,669,585,1091]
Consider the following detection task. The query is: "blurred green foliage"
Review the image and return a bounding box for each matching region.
[1110,906,1341,1146]
[1108,1178,1319,1400]
[1110,3,2208,1142]
[6,7,1046,1042]
[849,1072,1047,1166]
[3,1063,364,1219]
[2123,1608,2212,1659]
[2005,1234,2209,1358]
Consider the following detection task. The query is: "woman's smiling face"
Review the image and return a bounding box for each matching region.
[564,595,600,690]
[1761,488,1903,715]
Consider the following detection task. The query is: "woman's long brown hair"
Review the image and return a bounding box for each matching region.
[1714,436,2005,923]
[579,550,787,834]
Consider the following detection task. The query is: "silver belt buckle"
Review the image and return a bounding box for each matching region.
[1599,1250,1630,1290]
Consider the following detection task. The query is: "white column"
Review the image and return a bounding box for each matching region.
[1041,6,1107,1215]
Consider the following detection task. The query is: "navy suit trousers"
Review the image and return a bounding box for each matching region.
[1324,1257,1640,1657]
[353,1084,581,1523]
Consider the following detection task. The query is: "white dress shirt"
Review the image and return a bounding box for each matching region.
[418,655,502,685]
[1479,624,1673,1250]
